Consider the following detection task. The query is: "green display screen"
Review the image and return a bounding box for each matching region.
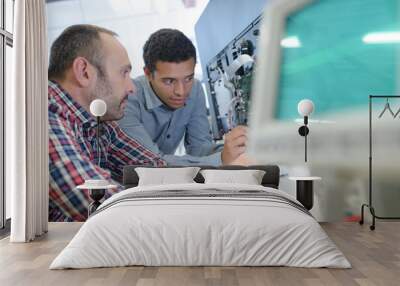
[277,0,400,120]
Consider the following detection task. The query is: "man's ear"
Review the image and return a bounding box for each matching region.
[72,57,94,87]
[143,67,153,80]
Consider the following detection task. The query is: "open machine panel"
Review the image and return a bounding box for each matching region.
[205,15,261,140]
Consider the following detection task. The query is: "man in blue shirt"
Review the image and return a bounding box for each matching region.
[118,29,248,166]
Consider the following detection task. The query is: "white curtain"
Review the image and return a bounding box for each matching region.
[7,0,48,242]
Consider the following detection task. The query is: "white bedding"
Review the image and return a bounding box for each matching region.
[50,183,351,269]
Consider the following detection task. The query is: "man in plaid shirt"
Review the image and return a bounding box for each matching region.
[48,25,166,222]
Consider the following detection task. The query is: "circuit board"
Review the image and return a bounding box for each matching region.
[205,15,261,139]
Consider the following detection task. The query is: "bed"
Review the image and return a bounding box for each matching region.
[50,165,350,269]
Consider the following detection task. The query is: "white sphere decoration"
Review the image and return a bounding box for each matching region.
[90,99,107,117]
[297,99,314,116]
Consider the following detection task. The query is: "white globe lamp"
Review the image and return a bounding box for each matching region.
[297,99,315,162]
[90,99,107,117]
[89,99,107,165]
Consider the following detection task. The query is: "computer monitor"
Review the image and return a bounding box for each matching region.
[248,0,400,172]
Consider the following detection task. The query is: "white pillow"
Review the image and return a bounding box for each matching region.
[136,167,200,186]
[200,169,266,185]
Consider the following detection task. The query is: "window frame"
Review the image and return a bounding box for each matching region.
[1,0,13,232]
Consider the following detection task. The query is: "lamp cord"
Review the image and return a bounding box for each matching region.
[304,116,308,162]
[96,117,101,166]
[305,131,307,162]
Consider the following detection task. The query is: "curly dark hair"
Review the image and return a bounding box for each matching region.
[48,24,117,80]
[143,28,196,73]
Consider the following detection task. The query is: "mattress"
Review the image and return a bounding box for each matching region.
[50,183,351,269]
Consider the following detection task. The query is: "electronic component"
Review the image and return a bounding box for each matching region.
[205,15,261,139]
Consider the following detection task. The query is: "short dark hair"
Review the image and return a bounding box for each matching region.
[143,28,196,73]
[48,24,117,80]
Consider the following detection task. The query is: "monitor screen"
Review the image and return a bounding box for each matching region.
[248,0,400,168]
[276,0,399,121]
[248,0,400,221]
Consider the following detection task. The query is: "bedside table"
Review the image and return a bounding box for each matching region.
[288,176,321,210]
[77,180,117,216]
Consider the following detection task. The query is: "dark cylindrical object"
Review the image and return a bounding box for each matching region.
[88,189,106,216]
[89,189,105,201]
[298,126,309,136]
[296,180,313,210]
[88,201,101,216]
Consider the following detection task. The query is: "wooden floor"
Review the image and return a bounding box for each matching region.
[0,222,399,286]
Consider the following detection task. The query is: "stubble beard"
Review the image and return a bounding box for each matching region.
[93,74,119,121]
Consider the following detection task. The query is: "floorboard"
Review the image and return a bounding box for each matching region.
[0,222,399,286]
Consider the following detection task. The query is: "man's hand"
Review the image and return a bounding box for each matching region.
[229,153,256,166]
[221,126,247,165]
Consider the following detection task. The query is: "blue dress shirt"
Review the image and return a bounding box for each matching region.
[118,76,222,166]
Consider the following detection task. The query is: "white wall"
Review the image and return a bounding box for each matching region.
[46,0,209,79]
[195,0,267,76]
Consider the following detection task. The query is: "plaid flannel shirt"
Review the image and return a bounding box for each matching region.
[48,80,166,222]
